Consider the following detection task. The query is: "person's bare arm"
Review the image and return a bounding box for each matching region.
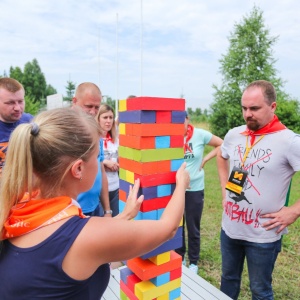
[216,148,229,210]
[100,162,111,217]
[261,200,300,233]
[201,135,223,169]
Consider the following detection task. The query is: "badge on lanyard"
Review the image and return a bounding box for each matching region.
[225,166,248,195]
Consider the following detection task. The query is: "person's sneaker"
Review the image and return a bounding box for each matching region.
[189,263,198,274]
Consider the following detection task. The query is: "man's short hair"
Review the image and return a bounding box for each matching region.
[0,77,24,93]
[245,80,276,105]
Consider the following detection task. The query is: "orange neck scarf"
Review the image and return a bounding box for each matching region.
[240,115,286,146]
[2,196,86,239]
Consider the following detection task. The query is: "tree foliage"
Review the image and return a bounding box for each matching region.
[209,6,300,137]
[9,58,57,106]
[64,80,76,101]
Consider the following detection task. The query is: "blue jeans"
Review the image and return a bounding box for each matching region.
[109,189,119,217]
[220,229,281,300]
[84,204,103,217]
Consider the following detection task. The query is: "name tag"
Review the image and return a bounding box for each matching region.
[225,166,248,195]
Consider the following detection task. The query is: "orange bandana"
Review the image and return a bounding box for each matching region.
[103,132,112,149]
[2,196,86,239]
[240,115,286,146]
[184,124,194,153]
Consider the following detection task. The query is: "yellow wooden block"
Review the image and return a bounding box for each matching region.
[126,170,135,184]
[174,297,181,300]
[157,293,169,300]
[119,99,127,112]
[119,123,126,135]
[135,278,181,300]
[149,251,171,265]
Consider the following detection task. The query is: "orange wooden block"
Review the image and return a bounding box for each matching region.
[124,123,185,137]
[119,135,155,149]
[119,189,127,201]
[127,251,182,281]
[126,97,185,111]
[119,157,171,175]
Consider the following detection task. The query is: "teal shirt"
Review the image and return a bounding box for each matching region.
[184,128,212,191]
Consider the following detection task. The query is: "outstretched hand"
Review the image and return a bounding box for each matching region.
[176,162,190,190]
[116,179,144,220]
[261,206,298,234]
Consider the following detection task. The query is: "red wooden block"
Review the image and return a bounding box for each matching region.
[119,157,171,175]
[126,97,185,111]
[135,171,176,187]
[127,273,142,292]
[170,267,182,281]
[170,135,184,148]
[120,280,139,300]
[127,251,182,281]
[140,195,171,212]
[156,111,172,123]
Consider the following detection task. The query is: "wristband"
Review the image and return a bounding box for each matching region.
[104,210,113,215]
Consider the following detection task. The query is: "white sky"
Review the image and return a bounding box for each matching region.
[1,0,299,110]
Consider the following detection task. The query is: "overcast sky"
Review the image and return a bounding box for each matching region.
[1,0,299,110]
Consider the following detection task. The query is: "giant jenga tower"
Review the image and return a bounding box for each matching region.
[118,96,186,300]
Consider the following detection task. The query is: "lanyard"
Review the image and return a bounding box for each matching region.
[241,135,265,168]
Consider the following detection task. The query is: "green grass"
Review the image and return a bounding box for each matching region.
[193,123,300,299]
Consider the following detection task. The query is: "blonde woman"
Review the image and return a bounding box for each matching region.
[96,104,119,216]
[0,108,189,299]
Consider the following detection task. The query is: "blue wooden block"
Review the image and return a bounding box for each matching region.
[140,226,183,259]
[134,209,158,221]
[120,267,133,285]
[171,111,186,123]
[150,272,170,286]
[157,184,171,197]
[171,159,184,171]
[157,208,164,219]
[170,287,181,299]
[155,136,170,149]
[119,110,156,123]
[119,200,126,213]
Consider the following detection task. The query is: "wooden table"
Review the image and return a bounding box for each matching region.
[102,265,232,299]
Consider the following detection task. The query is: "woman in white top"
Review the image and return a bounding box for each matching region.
[96,104,119,216]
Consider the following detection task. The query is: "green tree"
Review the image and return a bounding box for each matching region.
[103,96,116,111]
[209,6,300,137]
[64,80,76,101]
[46,84,57,96]
[25,95,40,116]
[9,66,23,83]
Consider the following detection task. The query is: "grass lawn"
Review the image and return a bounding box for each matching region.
[192,122,300,299]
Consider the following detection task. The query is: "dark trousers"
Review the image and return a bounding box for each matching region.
[176,190,204,265]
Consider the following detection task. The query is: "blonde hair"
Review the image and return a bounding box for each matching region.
[95,104,117,143]
[0,108,99,239]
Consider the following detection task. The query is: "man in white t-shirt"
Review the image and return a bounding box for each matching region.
[217,80,300,300]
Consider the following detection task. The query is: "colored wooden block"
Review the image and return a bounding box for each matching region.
[127,251,182,281]
[140,227,183,259]
[120,266,134,284]
[135,172,176,188]
[171,111,186,123]
[120,289,129,300]
[157,293,169,300]
[135,210,158,221]
[170,287,181,299]
[119,123,126,135]
[171,159,184,171]
[157,184,171,197]
[120,179,158,200]
[119,146,184,163]
[119,157,171,175]
[156,111,171,123]
[149,251,171,265]
[135,278,181,300]
[170,267,182,281]
[119,110,156,123]
[129,123,185,137]
[140,195,171,212]
[119,135,155,149]
[170,136,184,148]
[119,99,127,112]
[155,136,170,149]
[126,97,185,111]
[120,280,139,300]
[150,272,170,286]
[127,273,142,292]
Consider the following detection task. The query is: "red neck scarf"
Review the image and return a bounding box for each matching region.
[2,195,86,239]
[184,124,194,153]
[240,115,286,146]
[103,132,112,149]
